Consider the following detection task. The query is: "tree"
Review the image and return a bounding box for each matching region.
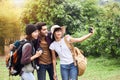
[97,2,120,57]
[21,0,83,34]
[71,0,120,58]
[0,0,21,55]
[21,0,120,58]
[77,0,120,58]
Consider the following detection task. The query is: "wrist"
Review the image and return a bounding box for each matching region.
[54,71,56,73]
[34,55,38,59]
[31,55,37,61]
[89,32,93,35]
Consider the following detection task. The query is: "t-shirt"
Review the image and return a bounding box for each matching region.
[39,40,52,64]
[49,37,74,64]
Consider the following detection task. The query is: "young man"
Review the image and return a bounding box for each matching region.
[35,22,54,80]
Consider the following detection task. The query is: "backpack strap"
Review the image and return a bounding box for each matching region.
[64,37,77,66]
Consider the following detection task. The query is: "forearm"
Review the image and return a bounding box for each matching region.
[71,33,93,43]
[51,50,57,73]
[30,55,37,61]
[53,59,57,73]
[30,50,42,61]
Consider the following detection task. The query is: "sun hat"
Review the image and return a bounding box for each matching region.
[51,25,66,34]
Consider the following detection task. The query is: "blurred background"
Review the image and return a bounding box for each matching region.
[0,0,120,80]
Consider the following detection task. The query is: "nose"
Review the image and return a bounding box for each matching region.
[46,29,48,32]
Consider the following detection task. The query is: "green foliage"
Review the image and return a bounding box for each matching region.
[21,0,120,58]
[99,2,120,57]
[79,1,120,57]
[21,0,83,34]
[21,0,54,25]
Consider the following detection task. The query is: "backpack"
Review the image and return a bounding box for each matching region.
[6,40,30,76]
[64,37,87,76]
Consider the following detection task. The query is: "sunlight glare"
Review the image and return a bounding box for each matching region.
[13,0,25,7]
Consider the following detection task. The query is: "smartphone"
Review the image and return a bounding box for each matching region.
[37,47,43,54]
[89,27,93,33]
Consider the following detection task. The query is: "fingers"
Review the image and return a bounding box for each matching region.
[53,73,57,80]
[36,50,42,57]
[38,50,42,53]
[9,44,15,50]
[91,27,95,33]
[89,27,95,34]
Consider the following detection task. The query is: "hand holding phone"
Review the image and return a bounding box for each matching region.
[89,27,93,33]
[35,49,43,58]
[37,47,43,54]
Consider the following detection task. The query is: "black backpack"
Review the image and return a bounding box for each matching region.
[6,40,30,76]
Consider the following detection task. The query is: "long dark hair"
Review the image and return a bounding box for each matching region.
[26,35,34,41]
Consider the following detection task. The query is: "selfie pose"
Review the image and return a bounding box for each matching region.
[49,25,94,80]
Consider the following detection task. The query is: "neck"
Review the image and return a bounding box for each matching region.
[39,35,46,40]
[55,37,61,42]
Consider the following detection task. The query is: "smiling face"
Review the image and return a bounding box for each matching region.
[31,30,39,39]
[39,26,48,37]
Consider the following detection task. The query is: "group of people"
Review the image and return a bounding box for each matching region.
[10,22,94,80]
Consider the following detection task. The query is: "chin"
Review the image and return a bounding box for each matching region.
[57,36,62,39]
[45,33,48,36]
[58,35,62,38]
[34,37,38,39]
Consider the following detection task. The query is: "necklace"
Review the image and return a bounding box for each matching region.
[56,40,62,52]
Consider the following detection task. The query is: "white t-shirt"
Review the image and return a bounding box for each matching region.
[49,37,74,64]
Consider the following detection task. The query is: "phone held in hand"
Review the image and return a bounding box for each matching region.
[89,27,93,33]
[37,47,43,54]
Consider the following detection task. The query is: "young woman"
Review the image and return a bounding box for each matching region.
[21,24,42,80]
[49,25,94,80]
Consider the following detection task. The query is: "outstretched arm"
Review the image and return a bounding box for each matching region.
[68,27,95,43]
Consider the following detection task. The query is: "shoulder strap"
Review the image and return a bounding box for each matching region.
[64,37,77,66]
[17,40,30,51]
[64,37,73,51]
[22,40,34,54]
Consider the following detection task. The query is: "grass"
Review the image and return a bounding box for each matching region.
[78,57,120,80]
[0,56,120,80]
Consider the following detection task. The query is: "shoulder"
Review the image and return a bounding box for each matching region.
[47,32,52,39]
[22,43,32,49]
[24,43,31,46]
[49,41,56,50]
[50,41,56,46]
[47,32,52,36]
[64,34,72,42]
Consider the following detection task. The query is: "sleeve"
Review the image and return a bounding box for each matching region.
[65,34,72,42]
[49,43,55,50]
[21,43,32,65]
